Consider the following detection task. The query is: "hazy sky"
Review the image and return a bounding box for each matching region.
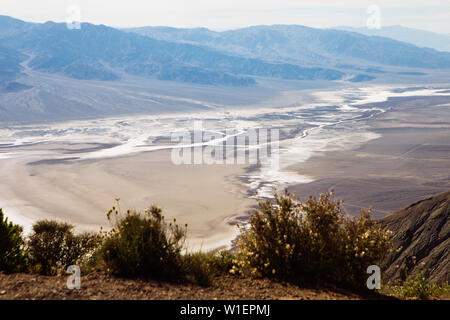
[1,0,450,33]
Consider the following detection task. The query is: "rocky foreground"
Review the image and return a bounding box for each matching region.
[380,190,450,283]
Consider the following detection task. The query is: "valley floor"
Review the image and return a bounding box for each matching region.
[1,86,450,251]
[290,95,450,218]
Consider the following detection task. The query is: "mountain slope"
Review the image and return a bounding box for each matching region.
[0,45,26,79]
[2,16,450,88]
[0,17,344,85]
[1,21,252,85]
[0,15,35,39]
[126,24,450,69]
[379,190,450,283]
[336,26,450,53]
[0,44,30,92]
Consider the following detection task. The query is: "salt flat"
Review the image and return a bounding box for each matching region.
[291,95,450,218]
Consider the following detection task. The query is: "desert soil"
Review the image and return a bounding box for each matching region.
[0,271,381,300]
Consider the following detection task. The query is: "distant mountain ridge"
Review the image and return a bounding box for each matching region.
[0,17,349,86]
[126,24,450,69]
[1,15,450,88]
[336,25,450,53]
[0,15,35,38]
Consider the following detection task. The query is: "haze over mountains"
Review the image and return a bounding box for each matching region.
[336,25,450,53]
[2,15,450,86]
[126,24,450,69]
[1,14,450,122]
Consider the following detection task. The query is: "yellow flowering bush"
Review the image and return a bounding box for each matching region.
[233,190,392,288]
[390,271,450,299]
[101,202,187,280]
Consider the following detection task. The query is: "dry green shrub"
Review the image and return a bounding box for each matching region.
[100,202,186,280]
[28,220,98,275]
[0,209,28,273]
[211,250,235,274]
[182,250,235,286]
[182,251,215,286]
[391,271,449,299]
[232,190,392,288]
[384,260,450,299]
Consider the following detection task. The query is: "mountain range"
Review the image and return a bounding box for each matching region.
[1,15,450,91]
[336,25,450,53]
[125,24,450,70]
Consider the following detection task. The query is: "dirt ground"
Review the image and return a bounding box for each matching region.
[0,271,384,300]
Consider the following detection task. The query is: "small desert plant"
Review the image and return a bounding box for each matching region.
[232,190,392,288]
[385,262,450,299]
[182,251,215,286]
[211,250,235,274]
[182,250,235,286]
[0,209,28,273]
[28,220,98,275]
[100,201,186,281]
[387,272,449,299]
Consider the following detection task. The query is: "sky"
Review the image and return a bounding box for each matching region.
[1,0,450,33]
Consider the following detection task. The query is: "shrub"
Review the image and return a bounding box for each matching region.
[386,266,450,299]
[182,250,235,286]
[182,251,215,286]
[395,272,446,299]
[211,250,235,274]
[100,203,186,281]
[28,220,97,275]
[0,209,28,273]
[232,190,392,288]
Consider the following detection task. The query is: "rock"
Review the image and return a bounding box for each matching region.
[379,190,450,283]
